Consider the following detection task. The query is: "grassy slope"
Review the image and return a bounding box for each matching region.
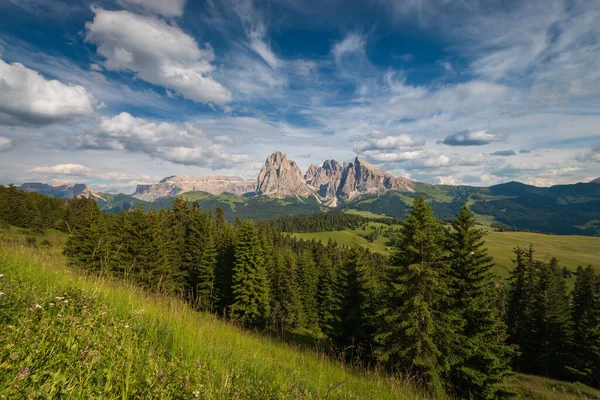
[3,228,600,399]
[291,228,600,279]
[0,234,421,399]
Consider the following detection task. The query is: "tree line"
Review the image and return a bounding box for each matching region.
[1,186,600,398]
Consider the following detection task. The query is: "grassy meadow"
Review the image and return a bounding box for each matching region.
[0,231,423,399]
[2,227,600,399]
[290,224,600,279]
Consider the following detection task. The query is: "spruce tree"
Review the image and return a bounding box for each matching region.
[230,221,270,328]
[270,247,303,330]
[506,245,536,363]
[296,249,319,329]
[317,241,342,337]
[446,206,514,399]
[567,265,600,385]
[214,222,236,315]
[376,194,451,397]
[527,258,572,378]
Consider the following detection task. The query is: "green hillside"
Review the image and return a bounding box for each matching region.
[0,237,420,399]
[291,227,600,279]
[3,228,600,399]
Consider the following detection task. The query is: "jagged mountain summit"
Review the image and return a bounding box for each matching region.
[20,183,105,201]
[132,175,256,201]
[256,151,315,199]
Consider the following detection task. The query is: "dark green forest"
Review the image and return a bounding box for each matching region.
[2,184,600,398]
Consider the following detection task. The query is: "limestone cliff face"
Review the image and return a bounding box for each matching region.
[305,159,344,200]
[132,176,256,201]
[337,157,414,201]
[256,151,314,198]
[302,155,414,202]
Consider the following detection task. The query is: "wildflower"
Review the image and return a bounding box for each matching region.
[124,324,129,329]
[0,291,4,298]
[56,296,64,300]
[0,274,4,278]
[18,367,29,380]
[35,304,42,309]
[49,303,55,306]
[193,390,200,397]
[64,300,68,303]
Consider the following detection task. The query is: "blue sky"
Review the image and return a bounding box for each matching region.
[0,0,599,192]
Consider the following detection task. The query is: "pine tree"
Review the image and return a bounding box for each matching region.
[214,222,236,315]
[527,258,572,378]
[296,249,319,329]
[230,221,270,328]
[317,241,342,337]
[376,194,451,397]
[446,206,514,399]
[506,245,537,364]
[567,265,600,385]
[63,197,107,273]
[270,247,303,330]
[336,245,376,362]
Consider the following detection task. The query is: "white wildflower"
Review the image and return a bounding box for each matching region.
[124,324,129,329]
[0,274,4,278]
[49,303,55,306]
[193,391,200,397]
[35,303,42,309]
[0,291,4,297]
[56,296,64,300]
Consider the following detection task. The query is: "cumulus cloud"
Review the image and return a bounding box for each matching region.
[118,0,186,17]
[440,129,505,146]
[85,9,231,105]
[0,58,95,125]
[490,149,516,156]
[29,164,91,176]
[354,130,425,152]
[76,112,247,169]
[0,137,14,152]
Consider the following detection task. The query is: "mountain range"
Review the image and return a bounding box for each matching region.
[17,151,600,236]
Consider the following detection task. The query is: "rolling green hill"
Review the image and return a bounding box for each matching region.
[290,227,600,279]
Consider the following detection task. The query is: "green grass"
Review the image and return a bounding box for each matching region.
[290,228,600,280]
[483,231,600,279]
[506,374,600,400]
[343,209,391,219]
[0,239,422,399]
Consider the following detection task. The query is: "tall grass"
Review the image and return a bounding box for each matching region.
[0,243,424,399]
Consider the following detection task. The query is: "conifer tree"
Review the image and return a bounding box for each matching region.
[214,222,236,315]
[270,247,303,330]
[376,194,451,397]
[230,221,270,328]
[336,245,376,362]
[568,265,600,385]
[506,245,536,359]
[296,249,319,329]
[317,242,342,337]
[63,197,107,273]
[446,206,513,399]
[527,258,572,378]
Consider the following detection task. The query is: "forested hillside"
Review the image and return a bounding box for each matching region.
[2,185,600,398]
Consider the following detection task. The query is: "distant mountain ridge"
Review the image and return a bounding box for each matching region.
[15,152,600,236]
[20,182,105,201]
[132,175,256,201]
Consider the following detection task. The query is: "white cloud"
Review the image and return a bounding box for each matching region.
[85,9,231,105]
[249,36,281,69]
[77,112,248,169]
[0,58,95,125]
[332,33,366,62]
[29,164,91,176]
[118,0,187,17]
[0,137,14,152]
[354,130,425,152]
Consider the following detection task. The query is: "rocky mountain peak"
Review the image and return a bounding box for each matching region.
[256,151,314,198]
[20,182,104,200]
[592,177,600,184]
[132,175,256,201]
